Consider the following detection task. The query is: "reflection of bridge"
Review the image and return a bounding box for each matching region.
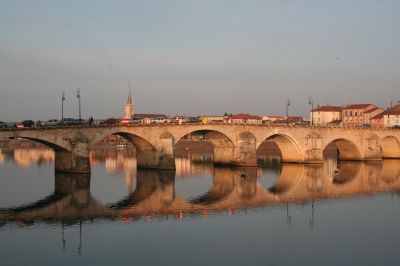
[0,125,399,173]
[1,161,400,224]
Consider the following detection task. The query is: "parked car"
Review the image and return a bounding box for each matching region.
[22,120,35,127]
[61,118,81,126]
[0,121,7,129]
[359,124,371,129]
[44,119,59,126]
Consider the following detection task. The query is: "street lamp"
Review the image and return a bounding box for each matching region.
[286,98,291,125]
[61,90,65,124]
[308,97,314,126]
[77,88,81,124]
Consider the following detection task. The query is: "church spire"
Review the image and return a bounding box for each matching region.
[127,81,132,105]
[124,81,134,119]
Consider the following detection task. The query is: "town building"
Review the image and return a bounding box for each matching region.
[227,113,263,125]
[132,114,170,124]
[310,105,342,125]
[382,103,400,128]
[200,115,226,124]
[262,115,285,124]
[370,113,384,128]
[342,104,383,127]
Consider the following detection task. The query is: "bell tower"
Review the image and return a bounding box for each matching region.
[124,82,134,119]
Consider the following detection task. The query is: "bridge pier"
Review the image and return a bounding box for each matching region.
[136,150,176,170]
[55,133,91,174]
[136,135,176,170]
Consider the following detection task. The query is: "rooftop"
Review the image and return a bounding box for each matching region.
[312,105,342,112]
[343,104,374,110]
[382,104,400,116]
[230,113,262,120]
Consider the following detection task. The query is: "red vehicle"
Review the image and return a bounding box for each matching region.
[16,123,24,129]
[120,118,130,125]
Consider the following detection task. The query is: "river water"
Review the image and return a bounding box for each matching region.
[0,147,400,266]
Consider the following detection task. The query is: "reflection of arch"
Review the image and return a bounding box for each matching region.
[268,164,303,194]
[257,134,302,163]
[189,168,236,205]
[332,162,361,185]
[109,170,175,209]
[0,173,102,222]
[381,136,400,158]
[381,160,400,183]
[323,139,361,161]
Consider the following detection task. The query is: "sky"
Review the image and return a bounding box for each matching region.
[0,0,399,121]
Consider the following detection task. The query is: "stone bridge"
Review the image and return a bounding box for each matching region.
[1,161,399,224]
[0,124,399,173]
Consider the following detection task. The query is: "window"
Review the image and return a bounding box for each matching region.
[350,111,353,116]
[355,111,358,116]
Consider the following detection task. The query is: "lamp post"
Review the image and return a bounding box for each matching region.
[308,97,314,126]
[61,90,65,124]
[77,88,81,124]
[286,98,291,125]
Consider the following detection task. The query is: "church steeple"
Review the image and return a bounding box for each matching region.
[127,81,133,105]
[124,81,134,118]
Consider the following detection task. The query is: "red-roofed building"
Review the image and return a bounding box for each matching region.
[382,103,400,128]
[370,113,384,128]
[228,113,262,125]
[342,104,383,126]
[310,105,342,125]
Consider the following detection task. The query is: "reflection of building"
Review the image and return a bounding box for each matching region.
[175,155,213,177]
[90,148,136,191]
[13,149,54,167]
[0,149,6,164]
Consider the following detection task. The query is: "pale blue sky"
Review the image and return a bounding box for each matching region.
[1,0,399,120]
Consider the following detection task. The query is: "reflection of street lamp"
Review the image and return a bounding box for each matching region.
[309,200,315,229]
[61,90,65,124]
[308,97,314,126]
[286,98,291,125]
[286,202,291,225]
[77,88,81,124]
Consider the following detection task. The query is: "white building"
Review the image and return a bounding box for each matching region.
[383,104,400,128]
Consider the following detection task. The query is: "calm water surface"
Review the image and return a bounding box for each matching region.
[0,147,400,266]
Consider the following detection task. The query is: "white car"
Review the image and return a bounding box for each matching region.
[44,119,59,126]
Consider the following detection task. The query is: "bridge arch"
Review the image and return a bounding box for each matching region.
[381,136,400,158]
[257,133,303,163]
[16,137,68,152]
[175,129,235,166]
[323,138,362,161]
[93,131,156,152]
